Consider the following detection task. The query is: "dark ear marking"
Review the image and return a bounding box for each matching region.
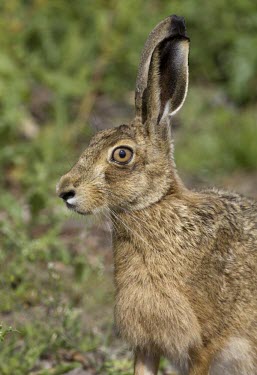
[135,15,190,129]
[158,35,189,121]
[169,15,187,37]
[141,87,148,125]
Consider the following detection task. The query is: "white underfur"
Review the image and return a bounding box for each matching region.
[210,337,254,375]
[160,101,170,122]
[66,197,77,205]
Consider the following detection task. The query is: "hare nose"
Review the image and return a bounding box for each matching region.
[59,189,75,202]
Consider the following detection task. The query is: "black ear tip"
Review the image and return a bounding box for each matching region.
[169,14,187,37]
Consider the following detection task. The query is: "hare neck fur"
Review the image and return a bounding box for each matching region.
[111,188,206,282]
[111,189,206,359]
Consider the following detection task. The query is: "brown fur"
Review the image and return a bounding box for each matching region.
[57,15,257,375]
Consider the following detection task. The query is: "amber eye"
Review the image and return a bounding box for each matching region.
[111,147,133,164]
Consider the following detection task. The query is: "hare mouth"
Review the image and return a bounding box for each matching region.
[66,197,77,205]
[66,203,91,216]
[66,201,76,210]
[65,199,92,215]
[65,196,105,216]
[65,197,77,210]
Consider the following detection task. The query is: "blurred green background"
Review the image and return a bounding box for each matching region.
[0,1,257,374]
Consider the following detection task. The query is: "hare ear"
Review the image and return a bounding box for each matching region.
[135,15,189,127]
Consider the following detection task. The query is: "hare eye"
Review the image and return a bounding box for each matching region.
[112,147,133,164]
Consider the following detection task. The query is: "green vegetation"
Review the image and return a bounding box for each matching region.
[0,1,256,374]
[177,86,257,177]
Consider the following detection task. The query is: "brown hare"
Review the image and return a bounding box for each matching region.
[57,15,257,375]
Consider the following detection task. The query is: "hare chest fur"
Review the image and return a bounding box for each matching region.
[113,208,203,363]
[57,14,257,375]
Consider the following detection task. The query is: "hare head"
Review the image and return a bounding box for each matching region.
[57,15,189,214]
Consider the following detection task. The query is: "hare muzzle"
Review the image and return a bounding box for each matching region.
[57,174,78,207]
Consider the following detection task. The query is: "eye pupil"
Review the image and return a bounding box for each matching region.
[111,146,133,164]
[119,150,126,158]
